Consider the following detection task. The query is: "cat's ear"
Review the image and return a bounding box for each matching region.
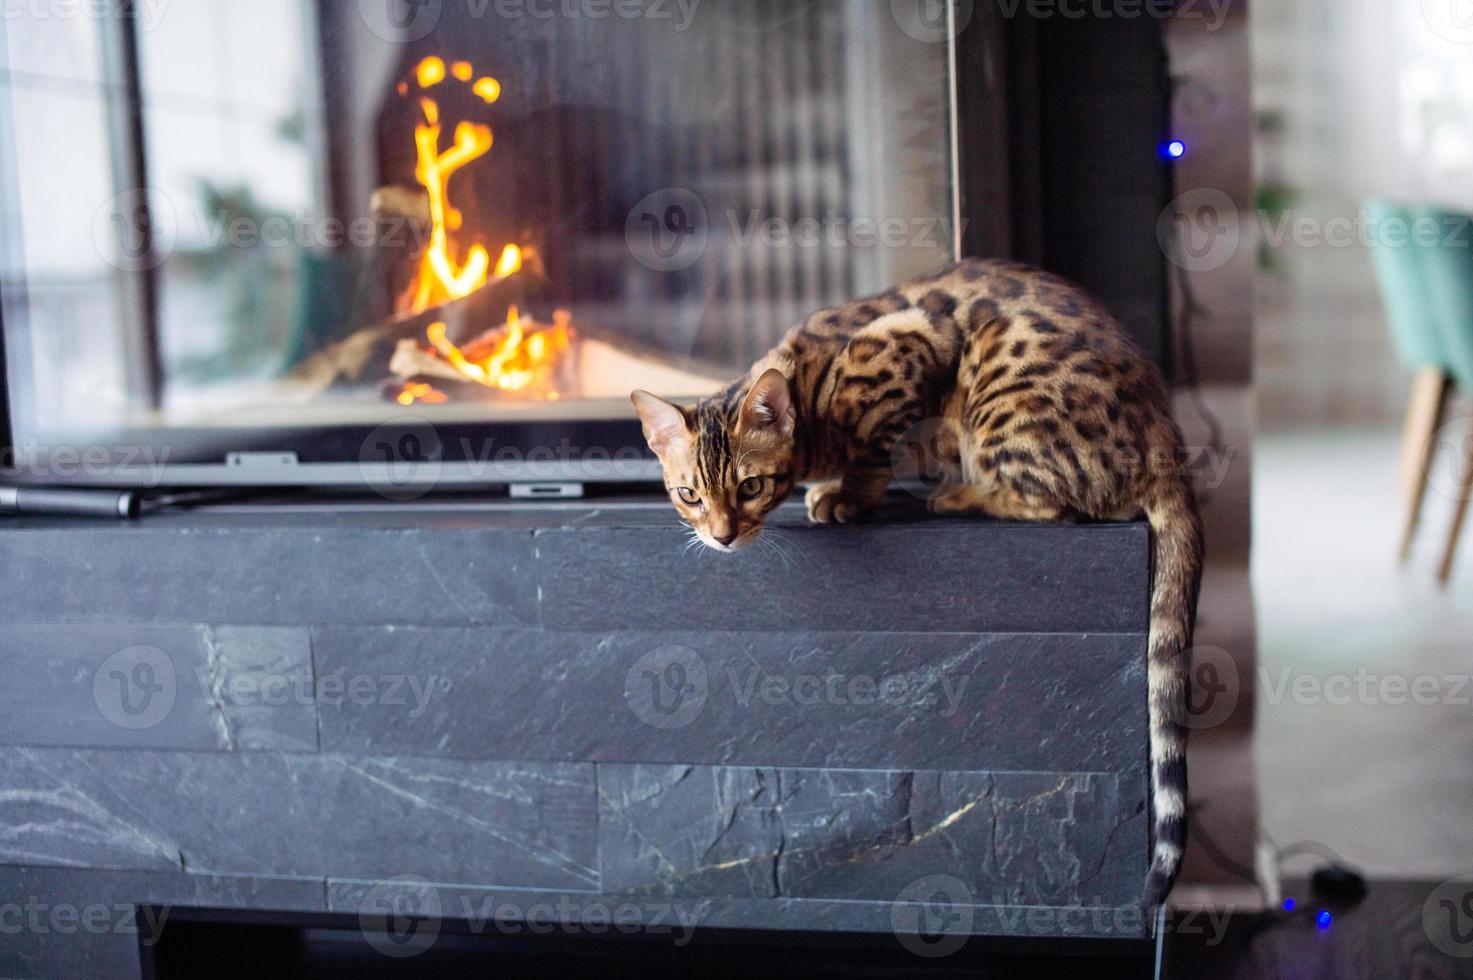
[631,390,690,455]
[738,368,794,437]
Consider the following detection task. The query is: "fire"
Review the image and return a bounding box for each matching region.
[394,57,571,401]
[396,381,448,406]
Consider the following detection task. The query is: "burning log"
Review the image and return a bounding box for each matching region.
[370,184,431,228]
[284,280,521,394]
[285,56,569,404]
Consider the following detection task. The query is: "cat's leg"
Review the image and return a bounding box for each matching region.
[806,465,891,524]
[928,483,1070,522]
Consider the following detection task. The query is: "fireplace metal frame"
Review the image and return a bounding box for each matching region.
[0,2,1174,492]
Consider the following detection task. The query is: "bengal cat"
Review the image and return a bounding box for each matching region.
[631,258,1204,908]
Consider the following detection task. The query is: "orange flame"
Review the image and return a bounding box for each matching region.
[396,381,449,405]
[395,58,571,397]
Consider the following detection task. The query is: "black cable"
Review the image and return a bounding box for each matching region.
[1186,807,1261,888]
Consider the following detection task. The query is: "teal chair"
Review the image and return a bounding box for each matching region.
[1412,205,1473,582]
[1363,199,1452,563]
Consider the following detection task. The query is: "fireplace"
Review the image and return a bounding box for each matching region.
[0,1,965,488]
[0,2,1172,490]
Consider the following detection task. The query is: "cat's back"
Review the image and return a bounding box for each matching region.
[775,258,1157,399]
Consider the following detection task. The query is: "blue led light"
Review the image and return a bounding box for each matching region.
[1282,898,1296,912]
[1316,910,1332,929]
[1163,139,1187,160]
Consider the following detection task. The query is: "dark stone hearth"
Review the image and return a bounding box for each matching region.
[596,765,1140,907]
[310,628,1146,772]
[0,501,1147,632]
[0,500,1154,976]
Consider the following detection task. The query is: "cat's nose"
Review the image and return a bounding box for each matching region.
[714,530,737,546]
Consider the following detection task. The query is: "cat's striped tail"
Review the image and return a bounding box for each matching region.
[1140,473,1204,910]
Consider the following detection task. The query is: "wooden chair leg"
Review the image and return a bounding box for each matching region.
[1438,432,1473,584]
[1400,367,1452,561]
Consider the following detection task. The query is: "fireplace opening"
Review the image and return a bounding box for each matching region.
[1,3,1174,489]
[0,2,958,483]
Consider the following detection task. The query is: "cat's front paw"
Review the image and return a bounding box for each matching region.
[805,483,869,524]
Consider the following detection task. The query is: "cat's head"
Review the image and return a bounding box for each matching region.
[631,368,796,552]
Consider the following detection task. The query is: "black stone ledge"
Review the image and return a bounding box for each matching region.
[0,864,325,980]
[0,747,599,892]
[324,879,1153,942]
[0,497,1150,632]
[312,627,1148,772]
[0,864,1148,980]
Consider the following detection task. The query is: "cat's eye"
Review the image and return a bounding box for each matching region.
[675,487,701,506]
[738,476,766,500]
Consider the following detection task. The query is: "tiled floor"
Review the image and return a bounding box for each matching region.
[1253,426,1473,881]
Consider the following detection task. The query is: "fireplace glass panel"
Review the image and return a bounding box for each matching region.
[1,1,959,463]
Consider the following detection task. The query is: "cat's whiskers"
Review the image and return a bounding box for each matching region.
[762,527,804,565]
[756,529,798,570]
